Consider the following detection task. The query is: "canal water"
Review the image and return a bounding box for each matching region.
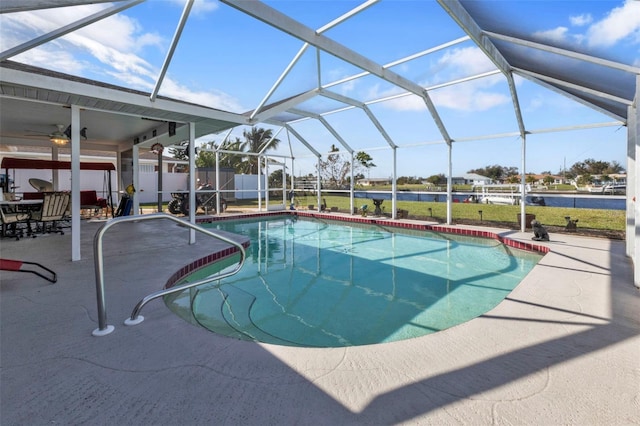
[353,191,626,210]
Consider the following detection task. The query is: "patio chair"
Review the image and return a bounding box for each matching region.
[0,206,30,240]
[0,258,57,283]
[29,191,70,235]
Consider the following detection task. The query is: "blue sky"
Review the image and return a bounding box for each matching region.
[1,0,638,178]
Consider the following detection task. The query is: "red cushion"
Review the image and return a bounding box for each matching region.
[0,259,23,271]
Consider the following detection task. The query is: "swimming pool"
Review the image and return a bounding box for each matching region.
[166,216,543,347]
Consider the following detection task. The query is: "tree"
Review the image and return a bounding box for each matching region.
[319,145,351,189]
[217,138,245,171]
[569,158,623,177]
[426,174,446,185]
[543,175,555,186]
[269,169,291,189]
[468,164,518,182]
[195,141,216,168]
[397,176,422,185]
[355,151,376,177]
[240,127,281,174]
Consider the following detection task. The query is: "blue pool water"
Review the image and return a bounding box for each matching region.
[166,217,543,347]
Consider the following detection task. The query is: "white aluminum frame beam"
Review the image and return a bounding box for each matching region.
[151,0,194,102]
[322,36,471,91]
[250,0,379,121]
[514,68,633,107]
[289,107,354,153]
[284,124,321,158]
[251,90,319,123]
[319,89,397,149]
[437,0,526,139]
[514,70,627,123]
[484,31,640,74]
[258,126,285,155]
[0,0,144,61]
[0,0,123,14]
[220,0,452,144]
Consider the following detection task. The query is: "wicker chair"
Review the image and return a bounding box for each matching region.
[29,192,70,235]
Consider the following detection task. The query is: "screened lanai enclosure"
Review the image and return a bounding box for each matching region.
[0,0,638,285]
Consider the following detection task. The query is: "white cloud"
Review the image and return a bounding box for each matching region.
[570,14,593,27]
[381,80,510,113]
[159,77,244,112]
[532,26,569,44]
[430,86,510,112]
[167,0,219,16]
[428,46,495,83]
[0,2,243,112]
[367,46,507,113]
[586,0,640,48]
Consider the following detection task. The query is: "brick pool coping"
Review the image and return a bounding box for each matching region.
[165,211,549,289]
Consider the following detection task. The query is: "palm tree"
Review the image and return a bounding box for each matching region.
[240,127,280,174]
[218,138,245,171]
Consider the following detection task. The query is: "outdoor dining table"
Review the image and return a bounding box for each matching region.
[0,199,43,238]
[0,199,43,213]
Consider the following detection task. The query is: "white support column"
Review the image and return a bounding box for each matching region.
[51,147,59,190]
[447,143,452,224]
[392,147,397,219]
[215,151,221,214]
[132,144,140,216]
[627,104,636,258]
[350,157,354,215]
[316,157,321,212]
[188,122,196,243]
[350,151,355,214]
[265,157,270,209]
[71,105,81,261]
[290,158,295,209]
[631,77,639,288]
[257,156,262,211]
[520,135,527,232]
[282,162,286,206]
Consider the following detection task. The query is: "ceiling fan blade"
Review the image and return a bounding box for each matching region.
[24,129,49,135]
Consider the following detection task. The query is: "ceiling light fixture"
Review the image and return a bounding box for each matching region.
[50,124,69,146]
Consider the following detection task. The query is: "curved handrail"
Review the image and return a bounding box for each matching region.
[92,213,246,336]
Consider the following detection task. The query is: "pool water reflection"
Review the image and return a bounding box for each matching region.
[166,217,543,347]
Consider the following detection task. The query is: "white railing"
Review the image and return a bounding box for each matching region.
[91,213,246,336]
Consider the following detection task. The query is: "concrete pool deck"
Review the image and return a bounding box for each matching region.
[1,214,638,425]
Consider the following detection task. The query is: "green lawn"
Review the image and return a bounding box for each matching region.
[270,194,625,232]
[145,192,625,233]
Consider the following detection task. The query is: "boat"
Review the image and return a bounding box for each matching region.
[603,183,626,194]
[470,184,544,206]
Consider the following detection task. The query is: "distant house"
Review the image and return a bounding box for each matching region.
[531,174,564,186]
[451,173,492,186]
[357,177,391,186]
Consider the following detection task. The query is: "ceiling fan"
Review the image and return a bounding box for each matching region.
[24,124,88,146]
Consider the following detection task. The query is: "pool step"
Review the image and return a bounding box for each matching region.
[220,286,299,346]
[192,286,297,346]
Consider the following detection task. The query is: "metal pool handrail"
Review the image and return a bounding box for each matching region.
[92,213,246,337]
